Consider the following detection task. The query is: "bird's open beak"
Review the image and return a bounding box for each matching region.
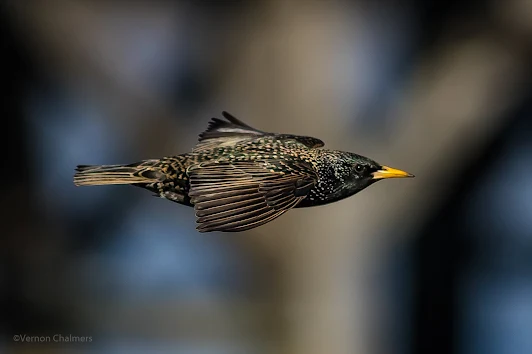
[372,165,415,180]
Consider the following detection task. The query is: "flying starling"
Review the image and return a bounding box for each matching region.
[74,111,414,232]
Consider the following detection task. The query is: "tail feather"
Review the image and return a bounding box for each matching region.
[73,161,165,187]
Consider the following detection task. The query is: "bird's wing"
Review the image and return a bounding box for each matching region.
[188,161,316,232]
[193,111,325,152]
[192,111,267,152]
[279,135,325,148]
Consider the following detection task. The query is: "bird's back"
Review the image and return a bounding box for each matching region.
[132,126,323,205]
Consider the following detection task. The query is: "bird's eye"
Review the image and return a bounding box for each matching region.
[355,164,365,173]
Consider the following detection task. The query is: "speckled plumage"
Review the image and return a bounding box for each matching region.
[74,111,414,232]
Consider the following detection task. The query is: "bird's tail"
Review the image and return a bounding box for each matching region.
[73,160,165,186]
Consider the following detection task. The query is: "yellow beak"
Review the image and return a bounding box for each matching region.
[372,165,415,180]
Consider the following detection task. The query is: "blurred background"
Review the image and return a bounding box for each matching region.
[2,0,532,353]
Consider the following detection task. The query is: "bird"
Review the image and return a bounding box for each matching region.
[73,111,414,232]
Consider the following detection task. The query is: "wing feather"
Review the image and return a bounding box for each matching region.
[188,161,316,232]
[193,112,265,152]
[193,112,325,152]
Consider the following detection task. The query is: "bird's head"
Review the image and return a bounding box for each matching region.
[314,151,414,204]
